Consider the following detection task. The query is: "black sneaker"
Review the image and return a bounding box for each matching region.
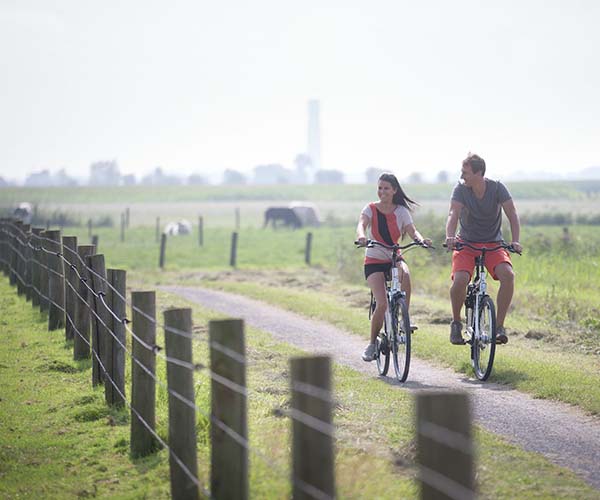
[450,320,465,345]
[496,326,508,344]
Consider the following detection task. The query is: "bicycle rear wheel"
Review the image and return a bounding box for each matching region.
[376,333,390,376]
[391,298,411,382]
[473,296,496,380]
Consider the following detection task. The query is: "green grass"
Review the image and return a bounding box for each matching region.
[1,278,598,498]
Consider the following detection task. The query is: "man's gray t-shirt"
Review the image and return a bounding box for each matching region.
[451,179,512,242]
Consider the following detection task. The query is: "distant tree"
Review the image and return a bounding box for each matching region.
[0,176,7,187]
[436,170,450,183]
[223,169,247,185]
[25,170,53,187]
[121,174,136,186]
[365,167,385,183]
[253,164,292,184]
[187,174,207,185]
[314,169,344,184]
[406,172,423,183]
[54,168,78,187]
[140,167,181,185]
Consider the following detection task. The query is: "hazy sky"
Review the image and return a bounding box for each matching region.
[1,1,598,183]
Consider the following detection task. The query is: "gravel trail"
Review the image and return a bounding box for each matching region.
[162,285,600,490]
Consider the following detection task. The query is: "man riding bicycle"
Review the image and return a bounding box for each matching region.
[445,153,523,345]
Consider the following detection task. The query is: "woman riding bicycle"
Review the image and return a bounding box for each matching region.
[356,173,432,362]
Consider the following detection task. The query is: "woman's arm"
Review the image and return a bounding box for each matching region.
[356,213,370,245]
[404,223,432,246]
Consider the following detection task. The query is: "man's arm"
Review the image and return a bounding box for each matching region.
[502,199,522,252]
[445,200,463,249]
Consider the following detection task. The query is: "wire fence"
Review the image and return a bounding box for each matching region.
[0,217,477,500]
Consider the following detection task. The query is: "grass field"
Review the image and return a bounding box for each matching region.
[2,278,598,499]
[2,184,600,497]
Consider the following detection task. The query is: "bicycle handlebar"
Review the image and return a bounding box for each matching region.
[354,239,435,250]
[442,241,521,255]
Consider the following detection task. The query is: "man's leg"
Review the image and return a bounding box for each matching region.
[494,263,514,328]
[450,271,470,322]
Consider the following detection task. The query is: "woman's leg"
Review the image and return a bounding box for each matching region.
[398,261,411,309]
[366,272,387,344]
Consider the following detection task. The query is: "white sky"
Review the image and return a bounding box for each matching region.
[1,0,598,183]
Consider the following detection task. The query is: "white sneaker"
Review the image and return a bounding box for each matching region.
[362,343,377,362]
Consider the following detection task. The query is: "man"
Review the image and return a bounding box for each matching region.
[445,153,522,345]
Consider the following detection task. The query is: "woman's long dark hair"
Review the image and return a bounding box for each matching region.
[379,172,419,211]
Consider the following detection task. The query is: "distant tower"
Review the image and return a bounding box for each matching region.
[307,99,321,171]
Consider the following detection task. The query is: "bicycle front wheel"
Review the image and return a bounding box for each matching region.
[473,296,496,381]
[391,298,411,382]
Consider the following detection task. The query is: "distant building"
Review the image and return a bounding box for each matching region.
[89,160,120,186]
[307,99,321,172]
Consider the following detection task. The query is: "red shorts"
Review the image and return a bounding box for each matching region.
[451,242,512,280]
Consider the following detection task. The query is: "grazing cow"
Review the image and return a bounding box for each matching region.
[263,207,302,229]
[13,202,33,224]
[164,219,192,236]
[288,202,321,227]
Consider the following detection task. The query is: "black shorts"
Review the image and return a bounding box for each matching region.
[365,263,391,280]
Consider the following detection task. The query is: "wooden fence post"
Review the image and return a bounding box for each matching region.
[22,225,32,300]
[16,223,31,297]
[229,232,238,268]
[87,254,109,386]
[131,291,157,457]
[106,268,127,407]
[416,391,474,500]
[164,308,199,500]
[125,207,130,228]
[62,236,78,341]
[74,244,95,360]
[159,233,167,269]
[39,230,49,313]
[305,232,313,265]
[88,218,92,239]
[290,356,335,500]
[198,216,203,247]
[209,319,248,500]
[30,228,44,307]
[0,219,7,276]
[9,221,21,287]
[91,234,99,251]
[120,212,126,242]
[156,217,160,243]
[46,229,65,331]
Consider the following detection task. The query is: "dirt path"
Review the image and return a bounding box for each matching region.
[162,285,600,490]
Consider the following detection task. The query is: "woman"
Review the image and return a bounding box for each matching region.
[356,173,432,362]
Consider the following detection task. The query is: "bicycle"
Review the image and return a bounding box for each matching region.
[355,239,433,382]
[446,240,521,381]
